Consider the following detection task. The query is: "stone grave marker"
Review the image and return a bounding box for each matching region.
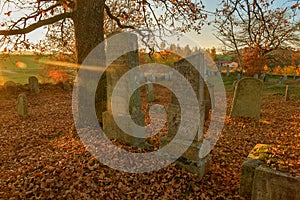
[278,77,284,84]
[162,53,210,177]
[102,32,146,147]
[237,73,241,80]
[4,81,17,94]
[28,76,40,94]
[230,78,263,120]
[253,74,258,79]
[263,75,269,83]
[283,74,288,81]
[17,93,28,118]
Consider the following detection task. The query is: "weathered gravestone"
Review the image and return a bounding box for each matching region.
[237,73,241,81]
[278,76,284,84]
[283,74,288,81]
[230,78,263,120]
[17,93,28,118]
[161,53,210,177]
[101,32,146,147]
[28,76,40,94]
[263,74,269,83]
[4,81,17,94]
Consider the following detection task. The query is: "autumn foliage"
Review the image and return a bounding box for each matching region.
[242,47,267,76]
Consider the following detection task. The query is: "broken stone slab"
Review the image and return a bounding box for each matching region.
[252,166,300,200]
[240,144,300,200]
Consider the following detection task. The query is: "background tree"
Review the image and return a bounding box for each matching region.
[0,0,209,64]
[214,0,300,75]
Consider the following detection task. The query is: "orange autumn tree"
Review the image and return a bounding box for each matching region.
[242,47,267,76]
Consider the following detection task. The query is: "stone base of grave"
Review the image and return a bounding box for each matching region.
[102,111,147,148]
[240,144,300,200]
[163,103,209,177]
[175,155,211,177]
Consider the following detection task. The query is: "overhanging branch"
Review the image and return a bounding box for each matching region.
[0,12,72,36]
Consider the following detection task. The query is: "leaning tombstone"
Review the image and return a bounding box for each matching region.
[285,85,290,101]
[17,93,28,118]
[230,78,263,121]
[28,76,40,94]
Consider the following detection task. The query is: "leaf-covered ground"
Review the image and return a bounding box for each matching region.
[0,84,299,199]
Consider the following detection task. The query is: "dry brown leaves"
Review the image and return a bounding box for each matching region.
[0,84,299,199]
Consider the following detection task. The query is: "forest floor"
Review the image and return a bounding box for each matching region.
[0,83,299,199]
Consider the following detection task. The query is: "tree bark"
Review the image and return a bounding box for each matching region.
[73,0,105,64]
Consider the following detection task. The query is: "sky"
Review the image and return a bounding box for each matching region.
[0,0,298,51]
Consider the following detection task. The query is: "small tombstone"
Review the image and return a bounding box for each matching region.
[285,85,290,101]
[62,81,72,90]
[253,74,258,79]
[283,74,288,81]
[146,83,155,102]
[230,78,263,121]
[4,81,17,94]
[260,73,265,79]
[28,76,40,94]
[278,77,284,84]
[293,74,296,80]
[263,75,269,83]
[237,73,241,81]
[17,93,28,118]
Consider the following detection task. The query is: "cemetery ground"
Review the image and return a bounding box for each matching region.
[0,74,299,199]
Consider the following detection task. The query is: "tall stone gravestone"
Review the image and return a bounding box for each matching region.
[263,75,269,83]
[28,76,39,94]
[162,53,210,177]
[102,32,146,147]
[17,93,28,118]
[230,78,263,121]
